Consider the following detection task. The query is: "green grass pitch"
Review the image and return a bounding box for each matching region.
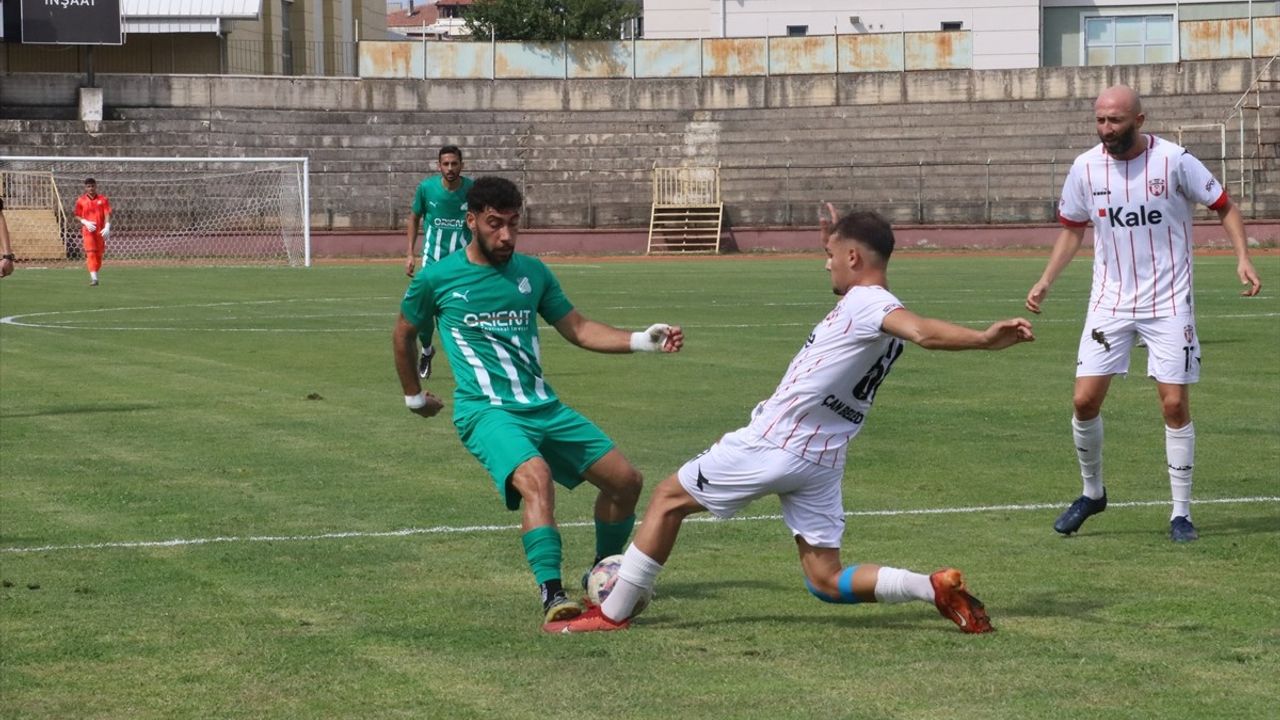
[1,252,1277,719]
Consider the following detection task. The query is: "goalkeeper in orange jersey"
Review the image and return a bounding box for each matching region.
[73,178,112,286]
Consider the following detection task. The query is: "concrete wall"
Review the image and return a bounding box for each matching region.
[1,59,1276,238]
[360,32,977,79]
[2,58,1261,111]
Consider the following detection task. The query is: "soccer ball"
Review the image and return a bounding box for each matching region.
[586,554,652,615]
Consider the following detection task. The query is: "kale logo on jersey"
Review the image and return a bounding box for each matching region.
[1148,179,1165,197]
[517,277,532,295]
[1102,204,1163,228]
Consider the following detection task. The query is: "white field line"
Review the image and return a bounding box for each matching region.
[3,496,1276,555]
[3,296,1278,333]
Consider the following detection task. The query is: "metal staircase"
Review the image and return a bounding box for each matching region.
[647,164,723,254]
[1224,55,1279,215]
[0,170,69,260]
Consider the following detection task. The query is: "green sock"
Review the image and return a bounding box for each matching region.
[521,525,563,586]
[594,514,636,560]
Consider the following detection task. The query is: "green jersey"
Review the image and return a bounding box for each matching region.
[401,250,574,420]
[411,175,474,265]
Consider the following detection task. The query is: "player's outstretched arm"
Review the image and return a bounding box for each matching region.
[1216,202,1262,297]
[553,309,683,354]
[404,212,422,277]
[0,212,14,277]
[882,308,1034,351]
[392,313,444,417]
[1026,225,1086,313]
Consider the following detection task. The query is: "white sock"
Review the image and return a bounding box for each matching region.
[90,271,99,281]
[1072,415,1104,499]
[1166,422,1195,520]
[872,566,935,605]
[602,543,663,621]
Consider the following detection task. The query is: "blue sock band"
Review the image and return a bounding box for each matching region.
[805,565,862,604]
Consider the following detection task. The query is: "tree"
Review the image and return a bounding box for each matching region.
[462,0,641,42]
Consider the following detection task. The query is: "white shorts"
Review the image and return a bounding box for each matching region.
[1076,313,1200,384]
[677,427,846,548]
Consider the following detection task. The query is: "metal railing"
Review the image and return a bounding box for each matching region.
[500,155,1272,230]
[225,40,357,77]
[1188,55,1280,208]
[652,164,720,206]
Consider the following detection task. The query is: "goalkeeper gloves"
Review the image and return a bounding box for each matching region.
[79,219,98,232]
[101,222,111,238]
[630,323,672,352]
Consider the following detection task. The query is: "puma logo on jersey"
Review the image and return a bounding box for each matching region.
[452,290,471,302]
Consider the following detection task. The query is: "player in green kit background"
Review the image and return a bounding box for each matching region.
[405,145,475,380]
[393,176,685,630]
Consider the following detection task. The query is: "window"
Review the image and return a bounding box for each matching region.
[1084,15,1174,66]
[786,25,808,37]
[941,21,963,31]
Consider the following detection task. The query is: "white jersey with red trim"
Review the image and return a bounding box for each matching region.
[746,285,905,469]
[1057,134,1229,319]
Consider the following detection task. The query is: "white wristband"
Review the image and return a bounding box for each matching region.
[630,323,670,352]
[404,392,428,409]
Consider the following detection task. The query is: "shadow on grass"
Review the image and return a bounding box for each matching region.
[655,578,789,601]
[1194,514,1280,537]
[642,609,981,634]
[992,591,1110,622]
[1052,512,1280,540]
[0,403,159,418]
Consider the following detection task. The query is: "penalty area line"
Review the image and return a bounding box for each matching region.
[2,496,1277,555]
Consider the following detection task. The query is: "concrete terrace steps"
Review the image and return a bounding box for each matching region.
[3,63,1276,232]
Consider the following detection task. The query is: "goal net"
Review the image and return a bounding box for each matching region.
[0,156,310,267]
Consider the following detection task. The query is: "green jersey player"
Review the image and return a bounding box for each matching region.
[393,176,684,630]
[405,145,475,380]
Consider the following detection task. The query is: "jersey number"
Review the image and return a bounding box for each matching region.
[852,339,904,403]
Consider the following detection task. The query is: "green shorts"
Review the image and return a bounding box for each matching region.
[455,402,615,511]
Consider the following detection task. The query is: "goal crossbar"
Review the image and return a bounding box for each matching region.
[0,156,311,268]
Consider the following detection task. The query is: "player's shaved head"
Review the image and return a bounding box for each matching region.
[1095,85,1143,116]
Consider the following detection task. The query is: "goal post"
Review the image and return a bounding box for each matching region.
[0,156,311,267]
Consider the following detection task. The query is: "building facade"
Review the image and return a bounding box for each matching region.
[1,0,387,76]
[642,0,1279,69]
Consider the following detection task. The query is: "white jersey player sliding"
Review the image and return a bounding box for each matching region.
[546,206,1035,634]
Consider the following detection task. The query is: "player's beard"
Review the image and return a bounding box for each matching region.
[1101,124,1138,156]
[476,232,512,266]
